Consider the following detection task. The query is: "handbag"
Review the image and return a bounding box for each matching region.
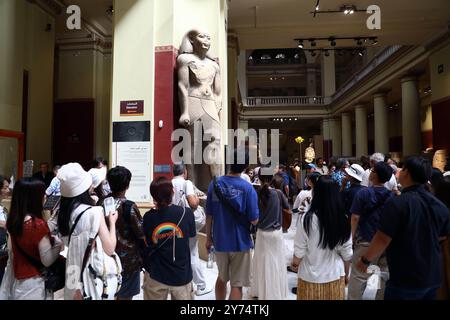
[213,177,257,235]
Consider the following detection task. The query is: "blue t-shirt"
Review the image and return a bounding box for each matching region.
[143,205,196,286]
[350,186,393,242]
[206,176,259,252]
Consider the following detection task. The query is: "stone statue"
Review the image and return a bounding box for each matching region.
[304,139,316,164]
[177,30,223,191]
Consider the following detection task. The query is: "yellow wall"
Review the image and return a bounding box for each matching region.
[24,4,55,168]
[0,0,26,132]
[430,43,450,102]
[57,50,95,99]
[0,0,54,175]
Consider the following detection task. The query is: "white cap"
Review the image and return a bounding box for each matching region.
[88,167,107,189]
[58,163,93,198]
[344,164,365,182]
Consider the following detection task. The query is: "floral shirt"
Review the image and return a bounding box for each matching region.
[331,170,350,190]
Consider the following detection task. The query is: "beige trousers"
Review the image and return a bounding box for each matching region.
[347,241,388,300]
[143,272,194,300]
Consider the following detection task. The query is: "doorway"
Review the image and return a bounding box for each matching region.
[53,100,94,169]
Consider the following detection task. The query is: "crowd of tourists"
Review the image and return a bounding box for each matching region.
[0,151,449,300]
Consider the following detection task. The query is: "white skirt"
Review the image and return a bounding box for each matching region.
[251,228,289,300]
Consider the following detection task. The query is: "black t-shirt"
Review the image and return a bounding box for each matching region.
[351,186,393,242]
[379,185,450,289]
[143,205,196,286]
[258,189,288,231]
[343,184,366,216]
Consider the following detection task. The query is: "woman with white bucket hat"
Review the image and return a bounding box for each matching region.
[57,163,122,300]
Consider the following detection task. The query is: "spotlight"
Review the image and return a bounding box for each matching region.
[329,37,336,46]
[311,50,317,57]
[315,0,320,11]
[324,50,330,57]
[349,8,354,14]
[295,118,298,121]
[358,50,364,57]
[310,39,316,47]
[298,40,304,49]
[356,38,363,46]
[344,9,349,14]
[371,38,378,45]
[337,49,344,56]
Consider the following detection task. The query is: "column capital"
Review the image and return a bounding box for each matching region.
[354,104,366,111]
[401,75,418,84]
[373,92,388,99]
[341,112,352,118]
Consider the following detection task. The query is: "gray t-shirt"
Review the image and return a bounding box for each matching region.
[258,189,289,231]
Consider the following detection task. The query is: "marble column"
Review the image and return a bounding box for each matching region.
[373,93,389,154]
[341,113,353,157]
[401,76,422,157]
[329,118,342,157]
[355,105,368,158]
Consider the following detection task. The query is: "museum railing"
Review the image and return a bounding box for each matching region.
[245,96,330,107]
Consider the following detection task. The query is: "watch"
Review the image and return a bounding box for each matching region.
[361,256,371,266]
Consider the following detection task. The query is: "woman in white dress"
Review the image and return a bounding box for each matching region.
[57,163,121,300]
[251,172,290,300]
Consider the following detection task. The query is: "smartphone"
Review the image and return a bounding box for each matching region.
[103,197,115,217]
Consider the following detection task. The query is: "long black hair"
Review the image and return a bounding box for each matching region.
[303,175,351,250]
[58,190,95,236]
[258,172,274,211]
[7,178,45,237]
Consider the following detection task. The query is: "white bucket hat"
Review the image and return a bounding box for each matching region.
[345,163,365,182]
[58,163,93,198]
[88,167,107,189]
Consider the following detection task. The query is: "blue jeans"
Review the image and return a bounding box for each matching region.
[384,284,439,300]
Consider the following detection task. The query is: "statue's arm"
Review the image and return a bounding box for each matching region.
[177,56,190,126]
[213,64,222,112]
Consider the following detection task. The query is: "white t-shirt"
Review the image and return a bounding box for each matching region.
[294,213,353,284]
[0,206,6,222]
[316,166,329,175]
[293,190,312,212]
[361,169,398,191]
[241,173,251,183]
[172,176,195,207]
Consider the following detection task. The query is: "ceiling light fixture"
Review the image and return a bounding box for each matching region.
[298,40,304,49]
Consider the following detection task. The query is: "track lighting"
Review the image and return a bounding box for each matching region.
[341,5,356,15]
[295,36,378,48]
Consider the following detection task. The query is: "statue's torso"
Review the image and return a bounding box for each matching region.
[187,59,217,101]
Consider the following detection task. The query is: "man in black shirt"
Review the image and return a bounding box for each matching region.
[357,156,450,300]
[32,162,54,188]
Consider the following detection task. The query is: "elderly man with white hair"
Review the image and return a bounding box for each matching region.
[361,153,399,193]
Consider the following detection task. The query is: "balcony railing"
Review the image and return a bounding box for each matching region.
[245,96,330,107]
[244,45,403,109]
[333,45,402,101]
